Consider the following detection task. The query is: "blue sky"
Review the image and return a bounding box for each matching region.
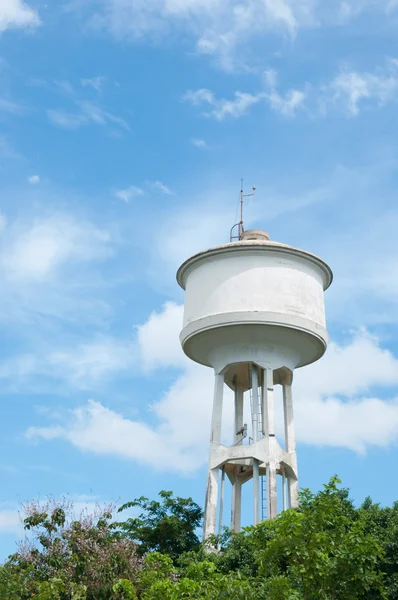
[1,0,398,557]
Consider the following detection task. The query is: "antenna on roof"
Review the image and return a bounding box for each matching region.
[230,178,256,242]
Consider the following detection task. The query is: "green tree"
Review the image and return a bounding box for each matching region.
[0,480,393,599]
[1,499,143,600]
[360,497,398,600]
[254,477,386,600]
[115,491,203,560]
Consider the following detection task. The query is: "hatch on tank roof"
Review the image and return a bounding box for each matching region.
[240,229,270,241]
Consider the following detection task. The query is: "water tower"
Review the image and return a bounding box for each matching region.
[176,187,332,538]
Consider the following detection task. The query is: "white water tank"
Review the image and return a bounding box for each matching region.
[177,230,333,376]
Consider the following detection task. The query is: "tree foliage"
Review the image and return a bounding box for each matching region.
[253,477,386,599]
[0,499,143,600]
[360,496,398,599]
[115,490,203,560]
[0,477,397,599]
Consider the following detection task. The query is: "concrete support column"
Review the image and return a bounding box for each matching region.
[218,468,226,547]
[231,480,242,532]
[267,462,278,519]
[288,478,299,509]
[253,459,260,525]
[263,367,277,520]
[231,382,244,532]
[252,365,259,444]
[283,381,296,454]
[204,468,219,539]
[210,372,224,445]
[252,365,260,525]
[203,372,224,540]
[263,368,275,437]
[282,469,287,512]
[283,379,299,509]
[234,383,244,444]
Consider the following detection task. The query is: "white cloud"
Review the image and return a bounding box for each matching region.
[47,102,130,131]
[183,88,263,120]
[26,390,212,474]
[25,302,226,473]
[79,101,130,129]
[25,356,229,474]
[47,109,85,130]
[147,180,173,195]
[2,214,111,281]
[326,61,398,115]
[263,68,307,116]
[0,336,136,392]
[0,0,40,32]
[0,354,40,381]
[85,0,304,39]
[296,329,398,398]
[0,506,22,534]
[150,193,232,273]
[0,97,23,114]
[72,0,318,71]
[81,76,106,92]
[48,337,135,388]
[137,302,185,370]
[0,496,117,539]
[0,135,20,159]
[55,80,75,95]
[267,88,306,116]
[183,76,306,120]
[190,138,208,149]
[183,89,215,106]
[115,185,144,203]
[0,210,115,326]
[296,396,398,454]
[293,330,398,453]
[25,301,398,474]
[28,175,40,185]
[0,212,7,232]
[71,0,398,71]
[212,92,263,120]
[263,68,278,89]
[184,60,398,122]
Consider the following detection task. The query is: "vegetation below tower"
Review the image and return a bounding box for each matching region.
[1,477,397,599]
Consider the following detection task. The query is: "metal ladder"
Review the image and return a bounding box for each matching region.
[250,387,267,522]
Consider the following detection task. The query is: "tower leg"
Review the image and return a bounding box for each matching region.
[283,377,299,509]
[218,468,226,547]
[253,459,260,525]
[203,373,224,540]
[234,382,244,442]
[263,368,275,437]
[231,478,242,532]
[288,478,299,509]
[252,365,260,525]
[283,380,296,454]
[263,367,278,520]
[267,462,278,519]
[231,382,244,532]
[282,469,287,512]
[204,468,219,539]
